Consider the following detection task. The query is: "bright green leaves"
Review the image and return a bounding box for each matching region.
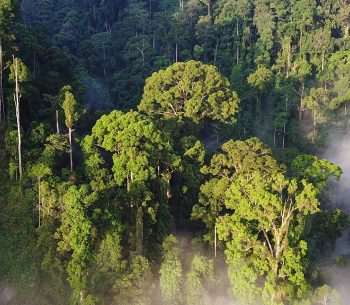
[194,137,341,304]
[62,88,79,130]
[113,255,154,305]
[85,110,180,254]
[291,154,342,192]
[56,185,98,304]
[89,110,179,187]
[0,0,14,43]
[193,137,283,244]
[138,60,239,128]
[9,57,30,90]
[159,235,183,305]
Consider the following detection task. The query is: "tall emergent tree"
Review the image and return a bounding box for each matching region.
[61,86,79,171]
[216,150,341,304]
[9,56,29,179]
[138,60,239,135]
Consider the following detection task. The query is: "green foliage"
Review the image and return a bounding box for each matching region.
[159,235,183,305]
[62,90,79,130]
[113,255,154,305]
[138,61,239,131]
[185,254,214,305]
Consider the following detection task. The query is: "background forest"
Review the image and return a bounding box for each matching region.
[1,0,350,304]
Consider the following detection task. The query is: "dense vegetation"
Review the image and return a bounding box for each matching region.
[1,0,350,304]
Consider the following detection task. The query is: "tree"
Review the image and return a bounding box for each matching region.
[113,255,154,305]
[29,162,52,228]
[185,254,214,305]
[247,66,274,132]
[217,155,340,304]
[159,235,183,305]
[192,137,282,257]
[85,110,180,254]
[9,57,29,180]
[61,86,79,171]
[138,60,239,135]
[56,185,97,305]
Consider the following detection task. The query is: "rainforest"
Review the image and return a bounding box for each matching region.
[1,0,350,304]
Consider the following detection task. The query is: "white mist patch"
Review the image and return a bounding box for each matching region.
[323,134,350,210]
[323,133,350,258]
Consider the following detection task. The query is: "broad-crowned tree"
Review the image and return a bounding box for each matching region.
[138,60,239,136]
[83,110,180,254]
[192,137,282,256]
[217,155,340,304]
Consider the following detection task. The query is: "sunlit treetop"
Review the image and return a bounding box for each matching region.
[138,60,239,127]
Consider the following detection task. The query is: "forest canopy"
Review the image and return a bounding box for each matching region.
[1,1,350,305]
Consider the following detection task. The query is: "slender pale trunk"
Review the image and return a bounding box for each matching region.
[68,127,73,171]
[14,57,23,179]
[273,127,276,147]
[38,177,41,228]
[214,224,217,258]
[299,28,303,55]
[299,83,305,120]
[56,110,60,134]
[321,50,325,71]
[287,43,291,77]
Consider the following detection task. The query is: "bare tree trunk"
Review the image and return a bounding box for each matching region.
[56,110,60,134]
[214,224,217,258]
[14,57,23,179]
[38,177,41,228]
[179,0,184,11]
[68,127,73,171]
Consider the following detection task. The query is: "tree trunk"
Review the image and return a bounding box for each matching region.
[14,57,23,179]
[69,127,73,171]
[38,177,41,228]
[56,110,60,134]
[214,224,217,258]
